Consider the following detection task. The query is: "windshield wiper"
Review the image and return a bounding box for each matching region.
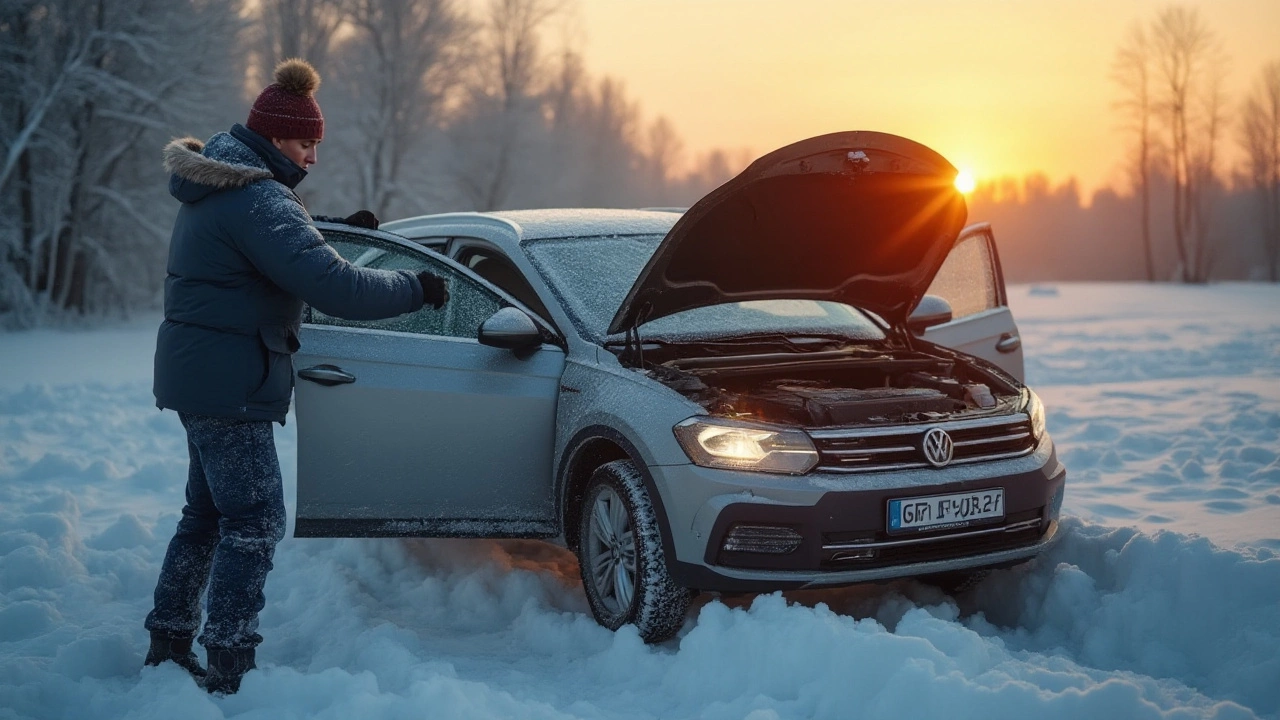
[604,333,852,353]
[704,333,847,350]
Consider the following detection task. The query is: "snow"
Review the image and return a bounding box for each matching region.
[1,283,1278,719]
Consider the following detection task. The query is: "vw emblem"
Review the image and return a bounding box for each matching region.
[922,428,954,467]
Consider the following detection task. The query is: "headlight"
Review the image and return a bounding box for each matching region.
[1025,389,1046,441]
[674,417,819,475]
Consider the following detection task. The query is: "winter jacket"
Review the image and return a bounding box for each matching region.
[154,124,424,424]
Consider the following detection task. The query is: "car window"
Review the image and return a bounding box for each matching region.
[924,233,1000,320]
[456,246,552,321]
[314,230,503,339]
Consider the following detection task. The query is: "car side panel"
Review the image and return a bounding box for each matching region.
[295,325,565,530]
[921,307,1024,381]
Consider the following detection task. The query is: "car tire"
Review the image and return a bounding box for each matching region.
[576,459,691,643]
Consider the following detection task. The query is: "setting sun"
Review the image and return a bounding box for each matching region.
[954,169,976,194]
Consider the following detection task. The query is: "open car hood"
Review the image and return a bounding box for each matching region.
[607,131,968,335]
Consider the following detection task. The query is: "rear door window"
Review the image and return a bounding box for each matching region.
[925,231,1002,319]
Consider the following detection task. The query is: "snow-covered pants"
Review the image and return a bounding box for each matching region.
[145,413,287,650]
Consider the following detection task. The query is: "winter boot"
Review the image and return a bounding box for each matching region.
[143,632,206,679]
[203,646,256,695]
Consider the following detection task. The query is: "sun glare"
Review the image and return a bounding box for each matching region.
[954,169,976,194]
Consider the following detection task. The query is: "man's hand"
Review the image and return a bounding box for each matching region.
[313,210,379,230]
[417,271,450,309]
[341,210,379,230]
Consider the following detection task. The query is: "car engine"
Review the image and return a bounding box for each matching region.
[641,345,1021,427]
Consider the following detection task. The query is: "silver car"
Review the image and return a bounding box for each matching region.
[294,131,1066,642]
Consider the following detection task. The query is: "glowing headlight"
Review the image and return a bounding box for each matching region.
[1025,389,1046,441]
[674,417,819,475]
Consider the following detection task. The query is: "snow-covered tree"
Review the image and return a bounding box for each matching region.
[0,0,244,326]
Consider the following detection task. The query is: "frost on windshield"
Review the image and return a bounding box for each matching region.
[525,235,886,343]
[524,234,661,336]
[639,300,885,343]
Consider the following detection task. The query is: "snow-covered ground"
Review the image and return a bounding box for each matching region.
[1,283,1277,719]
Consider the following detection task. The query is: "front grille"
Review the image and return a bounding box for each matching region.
[809,414,1036,473]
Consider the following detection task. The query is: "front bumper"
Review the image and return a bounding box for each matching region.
[652,435,1066,593]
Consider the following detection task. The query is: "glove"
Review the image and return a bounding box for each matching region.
[313,210,379,230]
[342,210,379,230]
[417,271,450,309]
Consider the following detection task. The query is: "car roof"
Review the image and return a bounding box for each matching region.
[385,208,679,244]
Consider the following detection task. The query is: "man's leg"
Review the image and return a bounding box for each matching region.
[187,414,286,694]
[145,413,222,676]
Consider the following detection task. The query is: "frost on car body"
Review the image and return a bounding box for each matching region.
[293,131,1066,642]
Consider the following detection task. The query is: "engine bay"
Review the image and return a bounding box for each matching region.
[639,344,1021,427]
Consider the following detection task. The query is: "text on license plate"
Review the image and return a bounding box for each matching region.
[888,488,1005,532]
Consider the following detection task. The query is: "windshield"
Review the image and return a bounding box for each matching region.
[523,234,885,343]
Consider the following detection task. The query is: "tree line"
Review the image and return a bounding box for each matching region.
[2,1,1277,327]
[967,172,1272,283]
[0,0,742,327]
[940,5,1277,285]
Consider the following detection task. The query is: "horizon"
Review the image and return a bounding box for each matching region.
[574,0,1280,197]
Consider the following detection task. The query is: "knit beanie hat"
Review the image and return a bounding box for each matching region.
[247,58,324,140]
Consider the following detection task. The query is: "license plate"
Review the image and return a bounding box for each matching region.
[888,488,1005,533]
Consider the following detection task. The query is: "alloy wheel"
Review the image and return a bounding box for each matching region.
[584,485,637,616]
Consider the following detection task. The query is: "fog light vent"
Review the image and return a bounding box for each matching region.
[829,548,878,562]
[723,525,803,554]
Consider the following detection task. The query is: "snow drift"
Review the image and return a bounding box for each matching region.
[0,283,1276,719]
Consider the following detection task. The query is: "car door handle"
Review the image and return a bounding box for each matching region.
[996,333,1022,354]
[298,364,356,386]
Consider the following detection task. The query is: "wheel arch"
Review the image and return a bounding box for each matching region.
[558,426,678,562]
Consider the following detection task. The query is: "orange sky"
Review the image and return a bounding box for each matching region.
[573,0,1280,198]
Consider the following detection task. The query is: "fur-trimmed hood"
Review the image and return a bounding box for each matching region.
[163,135,272,202]
[164,125,311,204]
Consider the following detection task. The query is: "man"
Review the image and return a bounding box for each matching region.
[142,58,447,695]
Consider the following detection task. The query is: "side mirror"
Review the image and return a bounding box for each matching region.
[478,307,542,353]
[907,295,953,335]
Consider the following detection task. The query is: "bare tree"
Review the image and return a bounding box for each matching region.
[1112,22,1158,280]
[1150,5,1228,282]
[253,0,344,87]
[1241,61,1280,281]
[545,45,585,134]
[573,76,643,207]
[641,116,683,206]
[449,0,564,210]
[327,0,472,217]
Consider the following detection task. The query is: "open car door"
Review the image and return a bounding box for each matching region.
[292,224,565,538]
[916,223,1025,382]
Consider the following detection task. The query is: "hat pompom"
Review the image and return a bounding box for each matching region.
[274,58,320,96]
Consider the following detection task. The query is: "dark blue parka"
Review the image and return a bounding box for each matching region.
[154,125,424,424]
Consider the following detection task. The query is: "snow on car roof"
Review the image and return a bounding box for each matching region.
[382,208,679,244]
[487,208,679,242]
